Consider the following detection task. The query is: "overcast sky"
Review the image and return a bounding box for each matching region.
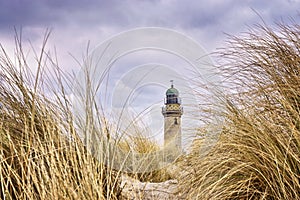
[1,0,300,146]
[1,0,300,67]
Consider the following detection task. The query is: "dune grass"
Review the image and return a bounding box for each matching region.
[178,22,300,199]
[118,134,173,183]
[0,32,122,199]
[2,21,300,200]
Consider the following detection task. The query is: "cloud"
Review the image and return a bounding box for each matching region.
[0,0,299,74]
[1,0,299,74]
[1,0,299,40]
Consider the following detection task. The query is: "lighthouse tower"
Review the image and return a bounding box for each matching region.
[162,81,183,158]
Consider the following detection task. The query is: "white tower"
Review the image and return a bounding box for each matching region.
[162,81,183,159]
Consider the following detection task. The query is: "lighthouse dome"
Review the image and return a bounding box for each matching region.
[166,85,179,96]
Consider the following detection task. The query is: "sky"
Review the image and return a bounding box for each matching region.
[1,0,300,147]
[1,0,300,67]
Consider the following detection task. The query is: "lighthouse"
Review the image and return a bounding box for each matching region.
[162,81,183,159]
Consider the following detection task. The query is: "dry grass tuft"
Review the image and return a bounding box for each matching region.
[118,133,173,183]
[0,32,121,199]
[179,22,300,199]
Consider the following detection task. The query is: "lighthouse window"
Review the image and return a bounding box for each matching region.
[167,94,178,104]
[174,118,178,124]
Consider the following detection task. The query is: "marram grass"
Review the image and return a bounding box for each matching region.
[0,32,121,199]
[1,22,300,200]
[178,22,300,199]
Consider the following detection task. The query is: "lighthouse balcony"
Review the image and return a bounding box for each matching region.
[162,106,183,115]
